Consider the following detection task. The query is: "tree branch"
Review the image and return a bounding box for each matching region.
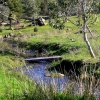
[86,25,94,38]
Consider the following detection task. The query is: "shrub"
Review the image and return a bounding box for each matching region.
[34,27,38,32]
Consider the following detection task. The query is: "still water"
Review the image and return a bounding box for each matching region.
[19,60,100,99]
[24,61,68,92]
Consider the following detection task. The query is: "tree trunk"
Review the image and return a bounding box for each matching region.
[9,19,12,29]
[8,12,13,29]
[82,0,96,58]
[83,28,96,58]
[86,25,94,38]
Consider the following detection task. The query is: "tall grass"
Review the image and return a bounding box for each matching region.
[0,53,99,100]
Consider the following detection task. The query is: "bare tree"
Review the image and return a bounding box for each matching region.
[80,0,96,58]
[49,0,100,58]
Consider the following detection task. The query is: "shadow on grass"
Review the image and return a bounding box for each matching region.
[0,51,16,56]
[18,41,80,56]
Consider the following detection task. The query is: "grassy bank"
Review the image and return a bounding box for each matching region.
[0,54,25,99]
[1,15,100,61]
[0,54,97,100]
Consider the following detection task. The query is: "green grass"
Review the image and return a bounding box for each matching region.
[0,46,98,100]
[0,54,36,100]
[26,31,91,60]
[0,54,97,100]
[1,14,100,61]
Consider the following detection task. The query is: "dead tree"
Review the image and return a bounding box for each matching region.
[80,0,96,58]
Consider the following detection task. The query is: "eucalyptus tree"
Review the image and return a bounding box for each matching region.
[40,0,49,15]
[0,4,9,22]
[22,0,41,18]
[6,0,23,29]
[0,0,9,21]
[7,0,23,17]
[49,0,100,58]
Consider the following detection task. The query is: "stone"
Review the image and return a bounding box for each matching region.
[45,72,65,77]
[44,73,51,77]
[32,17,46,26]
[58,73,65,77]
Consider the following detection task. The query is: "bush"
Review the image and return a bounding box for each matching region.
[34,27,38,32]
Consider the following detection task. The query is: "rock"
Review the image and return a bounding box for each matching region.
[41,18,46,25]
[45,73,51,77]
[70,38,75,42]
[58,73,65,77]
[51,72,65,78]
[32,17,46,26]
[45,72,65,77]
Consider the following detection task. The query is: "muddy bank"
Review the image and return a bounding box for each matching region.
[48,60,83,76]
[48,59,100,77]
[4,39,80,57]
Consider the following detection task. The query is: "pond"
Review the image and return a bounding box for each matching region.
[23,61,68,92]
[18,60,100,100]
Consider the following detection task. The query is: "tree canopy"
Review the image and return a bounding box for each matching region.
[22,0,41,18]
[7,0,23,18]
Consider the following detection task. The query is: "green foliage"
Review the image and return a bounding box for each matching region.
[22,0,40,17]
[39,0,49,15]
[94,67,100,78]
[7,0,23,18]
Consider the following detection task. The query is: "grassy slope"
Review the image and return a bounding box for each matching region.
[0,54,33,99]
[21,17,100,60]
[27,15,100,61]
[1,15,100,61]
